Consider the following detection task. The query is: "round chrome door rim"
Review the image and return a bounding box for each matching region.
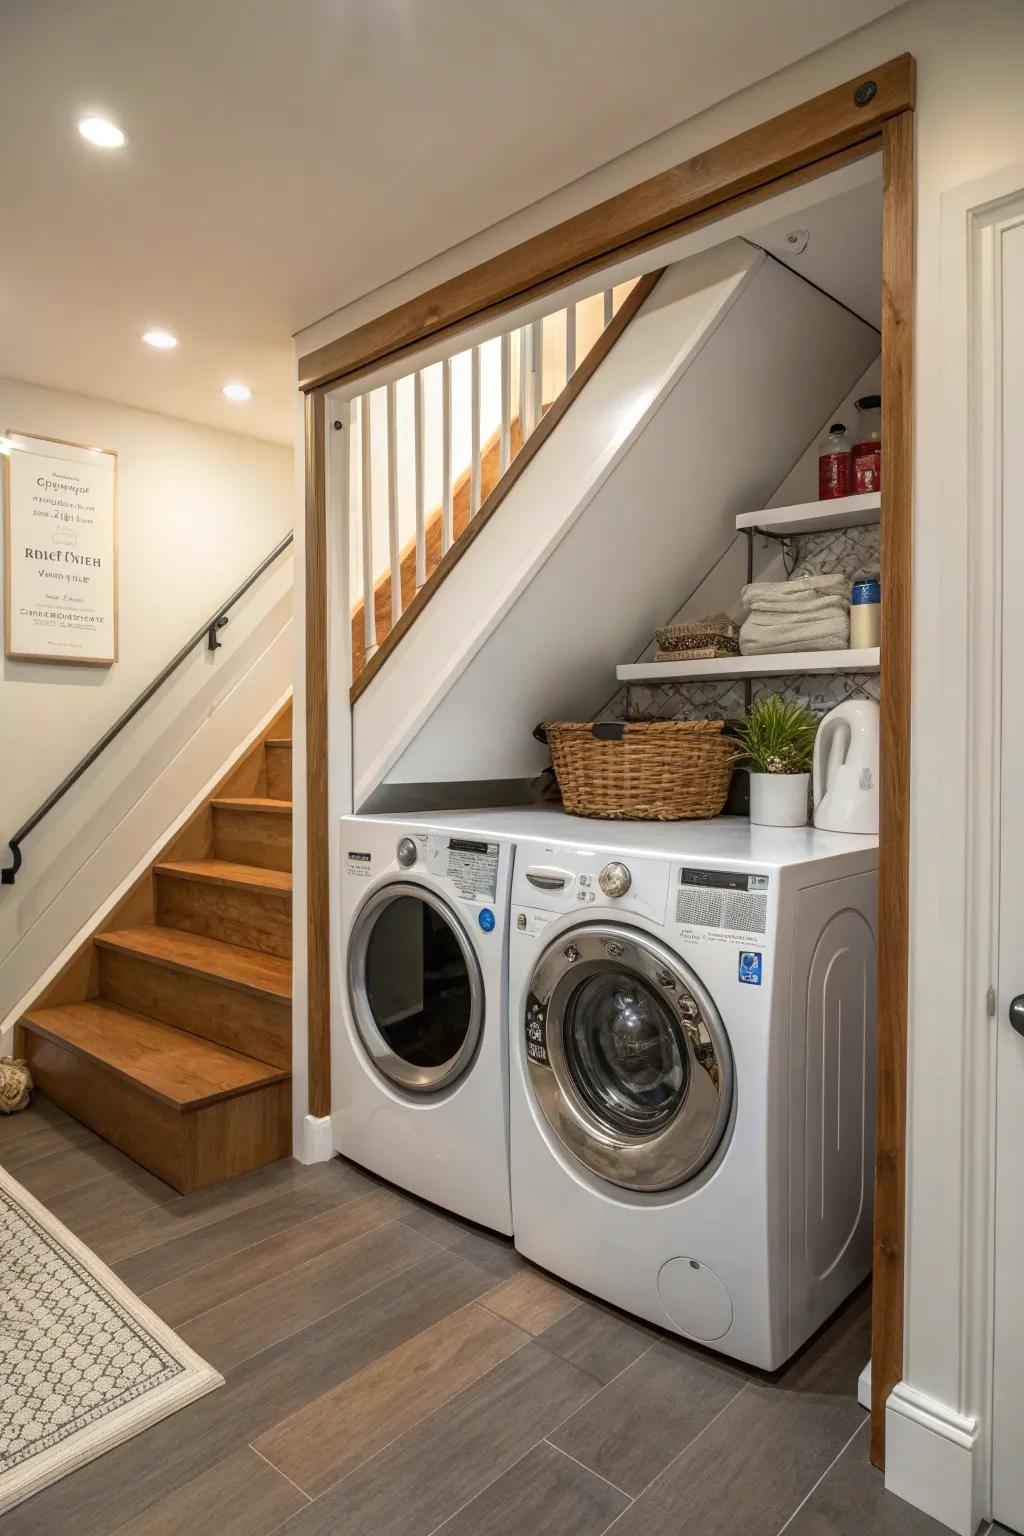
[347,880,484,1094]
[527,922,733,1193]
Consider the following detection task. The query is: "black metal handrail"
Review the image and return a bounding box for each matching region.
[2,531,294,886]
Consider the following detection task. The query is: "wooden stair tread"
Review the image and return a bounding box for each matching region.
[212,797,292,812]
[19,1000,289,1110]
[265,738,292,747]
[95,926,292,1001]
[155,859,292,894]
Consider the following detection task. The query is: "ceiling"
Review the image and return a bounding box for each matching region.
[0,0,902,445]
[749,174,883,327]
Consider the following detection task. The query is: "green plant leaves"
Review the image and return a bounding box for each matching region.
[731,695,818,775]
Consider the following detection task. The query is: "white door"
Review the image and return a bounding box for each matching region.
[992,211,1024,1533]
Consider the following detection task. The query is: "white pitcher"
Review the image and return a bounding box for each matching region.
[812,700,880,835]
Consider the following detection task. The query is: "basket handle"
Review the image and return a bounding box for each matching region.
[534,721,626,744]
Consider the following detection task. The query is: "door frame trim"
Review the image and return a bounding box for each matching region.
[300,60,917,1467]
[870,107,914,1466]
[896,163,1024,1534]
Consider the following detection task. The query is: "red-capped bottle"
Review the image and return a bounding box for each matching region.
[818,422,851,500]
[852,395,882,493]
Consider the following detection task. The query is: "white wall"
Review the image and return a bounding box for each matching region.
[295,8,1024,1527]
[666,355,882,629]
[0,377,293,1031]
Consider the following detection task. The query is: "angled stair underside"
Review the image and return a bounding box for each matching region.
[17,702,293,1194]
[351,240,878,809]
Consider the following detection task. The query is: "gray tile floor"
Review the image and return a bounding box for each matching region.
[1,1097,953,1535]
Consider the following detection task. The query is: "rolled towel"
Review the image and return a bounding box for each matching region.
[739,574,850,655]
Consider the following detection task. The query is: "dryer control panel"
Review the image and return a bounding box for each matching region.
[675,867,770,937]
[513,850,670,925]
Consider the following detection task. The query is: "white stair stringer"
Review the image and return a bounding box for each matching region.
[352,240,879,807]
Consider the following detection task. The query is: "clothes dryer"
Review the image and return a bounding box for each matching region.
[505,811,877,1368]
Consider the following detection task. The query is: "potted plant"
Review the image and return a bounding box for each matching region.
[732,696,818,828]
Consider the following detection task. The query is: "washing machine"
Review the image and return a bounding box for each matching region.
[507,809,878,1369]
[337,812,514,1234]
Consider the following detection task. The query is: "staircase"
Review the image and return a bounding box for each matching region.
[348,279,644,694]
[16,701,293,1194]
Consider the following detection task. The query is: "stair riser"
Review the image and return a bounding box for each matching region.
[156,875,291,959]
[213,806,292,872]
[98,948,291,1070]
[265,744,292,800]
[17,1027,291,1195]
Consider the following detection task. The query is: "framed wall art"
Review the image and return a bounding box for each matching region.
[3,430,118,665]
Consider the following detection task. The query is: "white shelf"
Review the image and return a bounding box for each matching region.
[616,647,880,683]
[735,491,881,537]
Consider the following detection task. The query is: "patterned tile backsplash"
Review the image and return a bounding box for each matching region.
[602,523,882,723]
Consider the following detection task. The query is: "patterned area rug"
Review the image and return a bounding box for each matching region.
[0,1164,222,1515]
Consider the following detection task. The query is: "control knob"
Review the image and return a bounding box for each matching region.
[396,837,418,869]
[598,861,632,898]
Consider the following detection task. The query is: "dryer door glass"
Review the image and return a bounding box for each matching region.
[526,923,733,1193]
[350,884,484,1093]
[563,974,686,1135]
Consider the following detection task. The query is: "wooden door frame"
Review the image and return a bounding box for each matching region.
[300,54,915,1465]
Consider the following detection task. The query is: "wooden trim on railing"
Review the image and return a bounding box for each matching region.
[299,54,914,392]
[303,389,331,1121]
[349,270,662,705]
[870,107,915,1469]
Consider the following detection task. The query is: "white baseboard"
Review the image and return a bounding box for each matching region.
[885,1381,982,1536]
[297,1113,334,1165]
[858,1359,872,1411]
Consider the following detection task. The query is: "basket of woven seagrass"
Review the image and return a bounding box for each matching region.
[535,720,736,820]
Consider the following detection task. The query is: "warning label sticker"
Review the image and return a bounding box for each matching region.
[427,835,499,903]
[346,851,372,879]
[512,906,555,938]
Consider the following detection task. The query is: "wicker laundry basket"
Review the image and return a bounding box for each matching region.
[536,720,736,820]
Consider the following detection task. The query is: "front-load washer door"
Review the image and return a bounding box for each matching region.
[525,923,733,1193]
[348,881,484,1093]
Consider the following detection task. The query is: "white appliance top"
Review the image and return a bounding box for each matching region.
[346,805,878,871]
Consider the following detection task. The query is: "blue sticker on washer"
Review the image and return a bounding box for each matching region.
[478,907,496,932]
[738,951,762,985]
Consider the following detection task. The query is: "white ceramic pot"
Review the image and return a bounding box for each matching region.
[748,771,810,828]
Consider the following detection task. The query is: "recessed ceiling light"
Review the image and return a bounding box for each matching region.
[142,330,178,350]
[78,116,126,149]
[222,383,252,402]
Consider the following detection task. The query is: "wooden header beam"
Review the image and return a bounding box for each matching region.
[299,53,914,393]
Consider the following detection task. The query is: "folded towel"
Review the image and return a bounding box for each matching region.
[739,574,850,655]
[741,574,848,610]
